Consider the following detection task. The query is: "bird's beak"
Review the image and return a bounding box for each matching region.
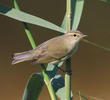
[81,34,88,38]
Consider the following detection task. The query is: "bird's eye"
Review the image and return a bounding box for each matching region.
[73,34,77,37]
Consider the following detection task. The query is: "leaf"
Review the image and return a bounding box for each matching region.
[71,0,84,30]
[0,4,66,33]
[61,14,67,30]
[22,71,73,100]
[50,74,73,100]
[22,73,44,100]
[46,62,64,78]
[34,72,73,100]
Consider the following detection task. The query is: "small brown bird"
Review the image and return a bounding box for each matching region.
[12,31,87,65]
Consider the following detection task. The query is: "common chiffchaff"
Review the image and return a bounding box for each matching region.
[12,31,87,65]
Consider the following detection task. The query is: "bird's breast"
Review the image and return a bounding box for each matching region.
[64,38,79,59]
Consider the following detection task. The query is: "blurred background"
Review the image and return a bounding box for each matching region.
[0,0,110,100]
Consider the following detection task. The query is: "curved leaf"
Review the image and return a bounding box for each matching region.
[0,4,66,33]
[71,0,84,30]
[61,14,67,30]
[22,73,44,100]
[52,74,73,100]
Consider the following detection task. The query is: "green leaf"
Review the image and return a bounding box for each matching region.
[61,14,67,30]
[35,73,73,100]
[46,62,63,78]
[22,73,44,100]
[71,0,84,30]
[0,4,66,33]
[61,0,84,31]
[52,74,73,100]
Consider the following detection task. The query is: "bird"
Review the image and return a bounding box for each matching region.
[12,30,87,65]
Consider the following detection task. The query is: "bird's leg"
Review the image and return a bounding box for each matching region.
[49,57,72,75]
[65,70,72,75]
[57,57,72,75]
[56,66,72,75]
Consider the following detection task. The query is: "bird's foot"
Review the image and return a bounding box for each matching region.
[65,70,72,75]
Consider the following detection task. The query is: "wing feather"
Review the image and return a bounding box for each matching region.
[47,36,70,59]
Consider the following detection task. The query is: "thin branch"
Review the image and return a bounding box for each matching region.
[65,0,72,99]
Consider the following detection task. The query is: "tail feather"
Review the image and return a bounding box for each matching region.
[12,51,34,64]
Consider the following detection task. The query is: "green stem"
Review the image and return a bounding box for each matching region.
[79,91,82,100]
[41,64,57,100]
[12,0,57,100]
[65,0,72,100]
[23,23,37,48]
[65,58,72,100]
[13,0,36,48]
[66,0,71,31]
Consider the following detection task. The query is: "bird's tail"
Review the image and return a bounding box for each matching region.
[12,50,34,64]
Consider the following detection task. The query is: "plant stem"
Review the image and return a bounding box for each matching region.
[12,0,57,100]
[13,0,36,48]
[79,91,82,100]
[66,0,71,31]
[65,58,72,100]
[65,0,72,100]
[83,39,110,51]
[41,64,57,100]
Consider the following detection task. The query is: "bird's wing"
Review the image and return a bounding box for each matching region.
[33,35,71,61]
[31,39,60,64]
[47,36,70,59]
[33,40,49,57]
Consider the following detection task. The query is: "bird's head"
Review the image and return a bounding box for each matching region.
[66,30,87,40]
